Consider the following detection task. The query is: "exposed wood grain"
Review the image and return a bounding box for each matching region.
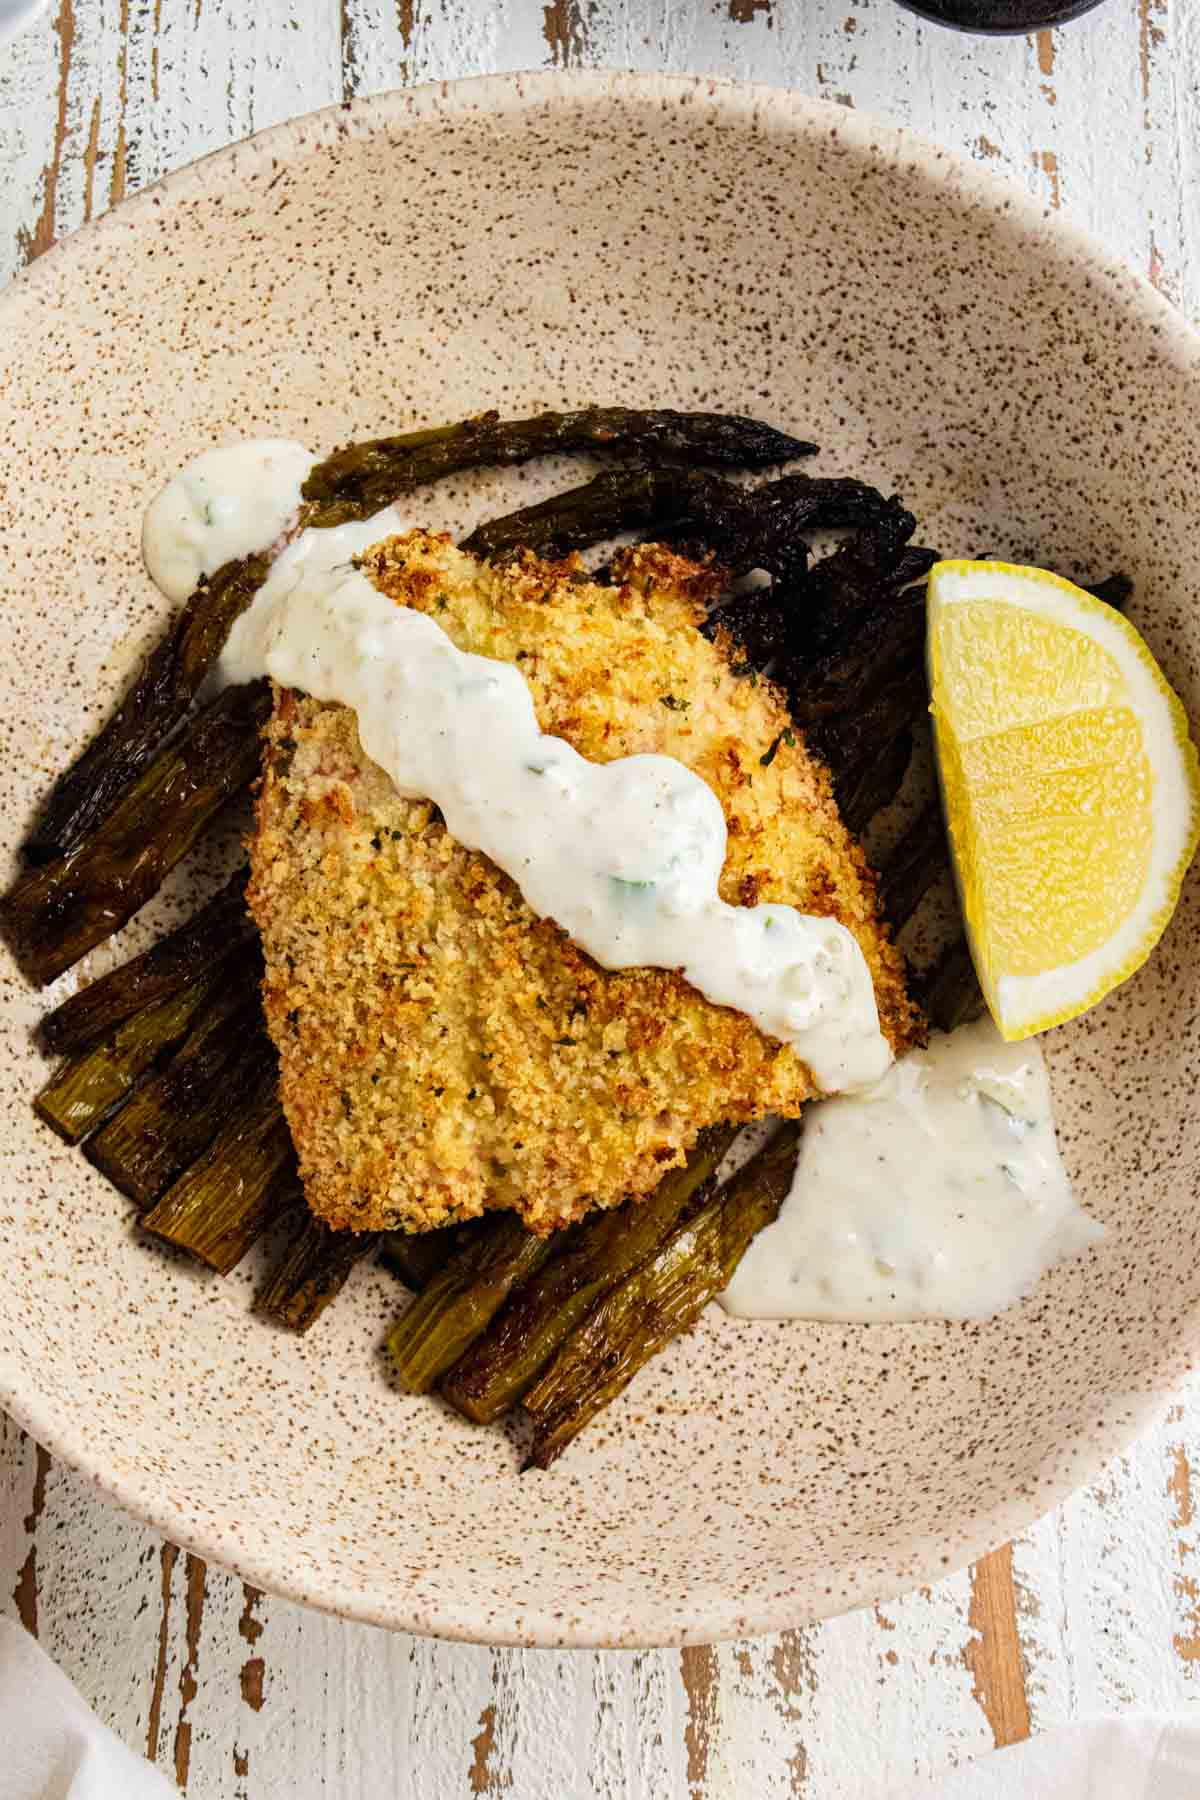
[10,1441,48,1639]
[542,0,590,65]
[768,1635,813,1791]
[174,1553,208,1789]
[680,1644,719,1797]
[16,0,74,264]
[728,0,773,24]
[1166,1440,1200,1664]
[0,0,343,290]
[963,1547,1032,1750]
[237,1585,266,1713]
[491,1648,591,1797]
[147,1544,179,1765]
[340,0,358,103]
[109,0,128,204]
[468,1699,499,1794]
[698,1583,995,1793]
[1032,146,1061,209]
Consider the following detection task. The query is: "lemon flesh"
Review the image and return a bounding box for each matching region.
[927,560,1200,1040]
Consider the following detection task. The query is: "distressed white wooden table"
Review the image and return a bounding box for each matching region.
[1,2,1198,1795]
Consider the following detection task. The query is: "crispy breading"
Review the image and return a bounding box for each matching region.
[248,532,921,1235]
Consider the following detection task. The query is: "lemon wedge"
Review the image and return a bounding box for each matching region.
[927,559,1200,1040]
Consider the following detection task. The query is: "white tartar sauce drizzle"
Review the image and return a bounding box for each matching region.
[720,1017,1103,1322]
[217,507,892,1092]
[142,440,314,602]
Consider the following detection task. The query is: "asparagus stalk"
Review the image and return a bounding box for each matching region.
[380,1218,491,1291]
[385,1215,556,1395]
[85,980,269,1207]
[710,516,932,673]
[141,1072,295,1273]
[669,477,911,583]
[878,803,952,934]
[303,407,818,513]
[440,1125,738,1425]
[463,466,679,559]
[256,1217,381,1332]
[26,557,271,865]
[23,466,509,865]
[918,936,987,1034]
[40,867,252,1057]
[462,467,898,576]
[798,537,933,672]
[523,1122,802,1469]
[35,962,225,1145]
[833,729,914,837]
[809,649,927,781]
[784,589,925,727]
[4,681,270,988]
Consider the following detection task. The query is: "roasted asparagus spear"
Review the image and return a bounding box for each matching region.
[141,1070,295,1273]
[40,867,252,1057]
[463,466,901,578]
[85,977,269,1207]
[711,513,934,672]
[440,1126,738,1425]
[386,1216,556,1395]
[4,681,270,988]
[26,557,271,865]
[784,588,926,727]
[667,477,912,584]
[35,963,225,1145]
[808,649,927,782]
[380,1218,491,1291]
[917,936,987,1034]
[878,803,952,934]
[303,407,817,513]
[462,466,681,559]
[256,1217,381,1331]
[523,1122,801,1469]
[831,729,914,837]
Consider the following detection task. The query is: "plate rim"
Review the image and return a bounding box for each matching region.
[2,65,1199,1648]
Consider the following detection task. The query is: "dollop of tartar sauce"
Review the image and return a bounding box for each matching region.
[720,1017,1104,1322]
[142,440,314,602]
[217,508,892,1092]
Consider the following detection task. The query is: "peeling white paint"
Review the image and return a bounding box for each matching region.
[1012,1372,1200,1733]
[0,1,56,278]
[0,1,1197,1794]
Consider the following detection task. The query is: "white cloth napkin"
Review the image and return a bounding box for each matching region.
[0,1620,175,1798]
[896,1717,1200,1799]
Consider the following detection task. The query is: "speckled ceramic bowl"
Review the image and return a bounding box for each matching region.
[0,72,1198,1649]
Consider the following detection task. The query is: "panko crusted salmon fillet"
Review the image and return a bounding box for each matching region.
[248,531,921,1236]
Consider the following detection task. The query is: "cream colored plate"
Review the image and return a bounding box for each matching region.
[1,72,1198,1648]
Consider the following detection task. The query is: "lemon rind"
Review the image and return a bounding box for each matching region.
[927,560,1200,1043]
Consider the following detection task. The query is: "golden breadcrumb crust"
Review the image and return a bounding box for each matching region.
[248,532,921,1235]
